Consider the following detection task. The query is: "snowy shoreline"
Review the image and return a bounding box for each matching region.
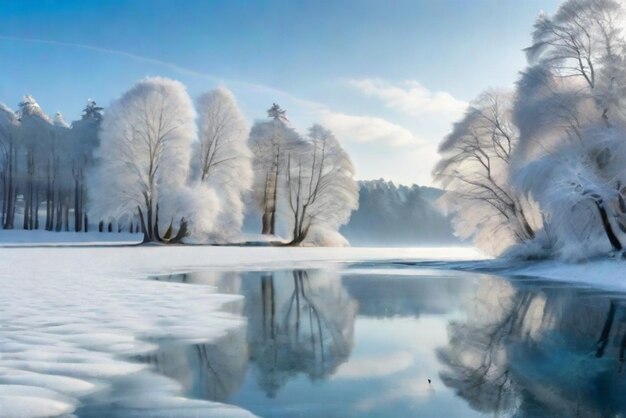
[0,230,142,247]
[396,256,626,293]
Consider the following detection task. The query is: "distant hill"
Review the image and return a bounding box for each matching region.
[340,179,459,246]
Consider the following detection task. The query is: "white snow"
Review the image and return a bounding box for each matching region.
[0,245,480,417]
[0,230,142,246]
[501,258,626,292]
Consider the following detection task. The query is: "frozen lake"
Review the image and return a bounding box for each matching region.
[1,247,625,417]
[140,267,626,417]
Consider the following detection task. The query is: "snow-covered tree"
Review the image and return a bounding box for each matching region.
[0,103,20,229]
[509,0,626,259]
[434,90,535,255]
[249,103,300,235]
[69,99,103,232]
[524,0,626,122]
[285,124,358,245]
[433,0,626,259]
[45,112,71,232]
[191,87,252,241]
[88,77,197,243]
[17,96,53,230]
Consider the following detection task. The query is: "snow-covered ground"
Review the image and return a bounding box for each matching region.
[0,230,142,247]
[0,245,480,418]
[503,258,626,291]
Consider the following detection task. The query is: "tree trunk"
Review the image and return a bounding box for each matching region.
[262,212,272,235]
[64,204,69,231]
[45,171,51,231]
[34,185,39,230]
[595,201,623,251]
[288,223,310,246]
[1,174,6,228]
[23,182,30,230]
[517,207,535,240]
[169,219,188,243]
[162,221,173,241]
[261,172,273,235]
[137,206,150,243]
[50,190,56,231]
[153,203,161,241]
[4,142,15,229]
[146,199,153,241]
[55,195,63,232]
[0,172,5,227]
[270,170,278,235]
[74,178,81,232]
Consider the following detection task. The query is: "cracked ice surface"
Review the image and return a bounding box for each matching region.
[0,247,258,418]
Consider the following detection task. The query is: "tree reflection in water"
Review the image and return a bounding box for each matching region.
[146,269,357,400]
[139,271,248,402]
[247,269,357,397]
[438,275,626,417]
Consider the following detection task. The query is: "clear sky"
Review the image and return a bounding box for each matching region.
[0,0,561,186]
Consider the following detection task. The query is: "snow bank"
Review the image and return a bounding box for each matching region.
[502,258,626,292]
[0,230,142,247]
[412,255,626,293]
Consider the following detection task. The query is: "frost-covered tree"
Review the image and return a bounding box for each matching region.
[0,103,20,229]
[46,112,71,232]
[434,90,535,255]
[0,97,85,232]
[435,0,626,259]
[524,0,626,122]
[69,99,103,232]
[88,77,197,243]
[249,103,300,235]
[191,88,252,241]
[17,96,53,230]
[509,0,626,259]
[285,124,358,245]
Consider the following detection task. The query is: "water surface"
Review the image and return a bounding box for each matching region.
[107,264,626,418]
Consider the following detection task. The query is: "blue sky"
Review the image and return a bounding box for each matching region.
[0,0,561,185]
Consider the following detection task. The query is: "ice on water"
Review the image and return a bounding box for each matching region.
[0,247,257,418]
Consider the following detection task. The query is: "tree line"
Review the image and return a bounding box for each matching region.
[435,0,626,260]
[0,77,358,245]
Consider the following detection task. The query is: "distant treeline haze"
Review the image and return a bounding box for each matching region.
[340,179,457,245]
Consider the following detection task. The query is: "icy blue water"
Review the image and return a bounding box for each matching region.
[89,263,626,418]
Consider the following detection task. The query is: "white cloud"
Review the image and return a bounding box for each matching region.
[318,109,424,147]
[332,351,414,379]
[346,78,467,117]
[355,377,433,412]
